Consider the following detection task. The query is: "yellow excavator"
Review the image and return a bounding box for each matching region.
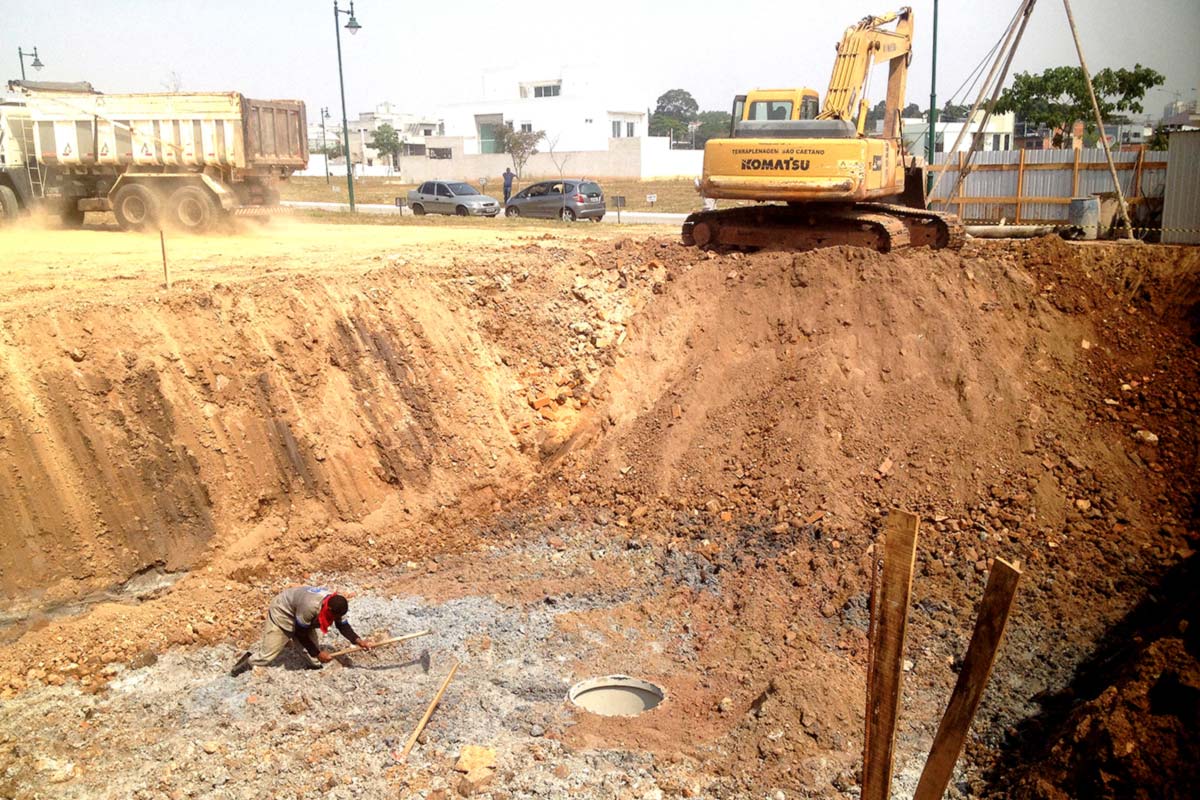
[681,7,963,252]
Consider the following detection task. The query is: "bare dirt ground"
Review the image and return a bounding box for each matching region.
[0,218,1196,800]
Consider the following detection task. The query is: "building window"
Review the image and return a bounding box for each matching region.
[627,122,635,138]
[520,122,532,133]
[429,147,452,160]
[1003,134,1011,150]
[992,133,1001,150]
[612,121,621,138]
[533,83,561,98]
[423,127,433,136]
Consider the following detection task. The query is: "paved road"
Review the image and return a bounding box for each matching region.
[281,201,687,226]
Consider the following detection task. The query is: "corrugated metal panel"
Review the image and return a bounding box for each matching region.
[932,147,1169,223]
[1163,131,1200,245]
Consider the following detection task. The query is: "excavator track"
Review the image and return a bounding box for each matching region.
[857,202,966,251]
[681,203,963,254]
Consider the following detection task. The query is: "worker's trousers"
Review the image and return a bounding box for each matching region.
[249,619,320,667]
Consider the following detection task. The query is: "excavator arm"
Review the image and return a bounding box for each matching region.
[818,7,913,139]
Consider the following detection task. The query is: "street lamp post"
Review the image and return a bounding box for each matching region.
[17,46,44,81]
[333,0,362,212]
[320,107,331,184]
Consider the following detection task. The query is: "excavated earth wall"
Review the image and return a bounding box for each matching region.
[0,225,1196,799]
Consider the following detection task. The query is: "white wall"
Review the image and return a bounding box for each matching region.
[640,136,704,178]
[297,137,704,183]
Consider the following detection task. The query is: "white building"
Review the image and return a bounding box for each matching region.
[296,66,703,181]
[882,111,1016,156]
[432,65,649,156]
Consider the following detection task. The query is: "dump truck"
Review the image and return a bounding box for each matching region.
[0,80,307,232]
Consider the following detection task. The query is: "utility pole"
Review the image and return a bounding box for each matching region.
[925,0,938,194]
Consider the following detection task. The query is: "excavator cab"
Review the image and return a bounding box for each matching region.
[729,89,820,136]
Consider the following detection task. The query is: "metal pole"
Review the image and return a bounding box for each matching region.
[926,0,938,193]
[18,48,26,81]
[334,1,356,212]
[321,107,330,184]
[1061,0,1134,238]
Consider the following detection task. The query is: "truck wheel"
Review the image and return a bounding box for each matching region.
[0,185,20,223]
[112,184,160,231]
[166,185,218,233]
[411,203,425,216]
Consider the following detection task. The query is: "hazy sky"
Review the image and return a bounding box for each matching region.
[4,0,1197,122]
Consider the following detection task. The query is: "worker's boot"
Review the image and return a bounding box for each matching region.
[230,651,253,677]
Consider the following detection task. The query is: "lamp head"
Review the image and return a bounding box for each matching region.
[345,14,361,34]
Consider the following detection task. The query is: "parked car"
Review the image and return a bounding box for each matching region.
[407,181,500,217]
[505,179,605,222]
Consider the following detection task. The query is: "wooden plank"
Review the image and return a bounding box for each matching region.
[399,660,460,760]
[926,159,1161,173]
[1130,148,1145,201]
[913,559,1021,800]
[1014,149,1026,224]
[939,195,1074,207]
[955,151,966,216]
[862,510,921,800]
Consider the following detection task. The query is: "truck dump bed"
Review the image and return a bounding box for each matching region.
[17,91,307,171]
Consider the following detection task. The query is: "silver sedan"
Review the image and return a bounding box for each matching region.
[407,181,501,217]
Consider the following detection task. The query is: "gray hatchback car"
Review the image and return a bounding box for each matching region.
[408,181,500,217]
[504,179,605,222]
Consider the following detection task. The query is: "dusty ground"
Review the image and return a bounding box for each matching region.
[0,218,1196,799]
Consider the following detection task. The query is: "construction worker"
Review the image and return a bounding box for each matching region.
[502,167,517,204]
[231,586,372,676]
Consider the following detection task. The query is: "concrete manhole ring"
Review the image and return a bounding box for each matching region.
[567,675,665,717]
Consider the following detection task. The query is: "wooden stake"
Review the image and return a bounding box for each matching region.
[1062,0,1135,238]
[399,660,460,760]
[1014,149,1026,224]
[159,229,170,289]
[913,559,1022,800]
[862,509,921,800]
[327,629,432,659]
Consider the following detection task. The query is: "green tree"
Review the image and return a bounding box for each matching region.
[995,64,1164,147]
[367,123,402,167]
[941,101,970,121]
[649,113,690,143]
[694,110,732,148]
[496,122,543,177]
[902,102,922,118]
[1147,124,1169,151]
[866,100,888,123]
[655,89,699,121]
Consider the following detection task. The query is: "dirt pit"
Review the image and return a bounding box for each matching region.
[0,220,1197,799]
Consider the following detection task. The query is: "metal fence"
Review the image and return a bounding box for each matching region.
[929,148,1168,224]
[1161,131,1200,245]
